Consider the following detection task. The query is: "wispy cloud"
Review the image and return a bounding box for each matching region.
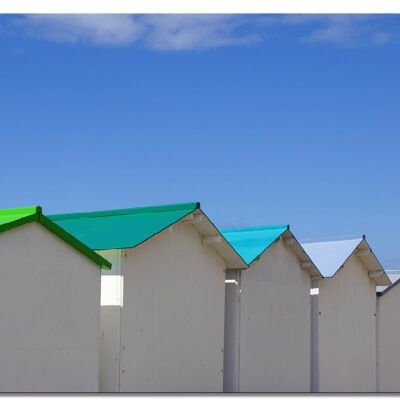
[7,14,400,50]
[279,14,394,46]
[142,15,259,50]
[14,14,145,45]
[13,14,260,50]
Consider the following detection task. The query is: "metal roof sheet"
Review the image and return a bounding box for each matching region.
[221,225,321,278]
[301,238,363,277]
[387,271,400,284]
[0,206,38,226]
[0,206,111,269]
[50,202,248,269]
[300,237,390,285]
[221,225,288,264]
[50,202,200,251]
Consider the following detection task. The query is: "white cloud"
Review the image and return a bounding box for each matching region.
[142,15,259,50]
[16,14,145,45]
[9,14,399,50]
[14,14,260,50]
[280,15,391,46]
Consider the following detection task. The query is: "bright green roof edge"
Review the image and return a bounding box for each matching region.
[51,202,200,221]
[0,206,111,269]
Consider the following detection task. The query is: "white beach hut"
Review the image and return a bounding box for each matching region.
[50,202,247,393]
[376,270,400,392]
[221,225,322,393]
[301,236,390,393]
[0,206,110,392]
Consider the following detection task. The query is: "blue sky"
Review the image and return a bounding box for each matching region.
[1,14,399,268]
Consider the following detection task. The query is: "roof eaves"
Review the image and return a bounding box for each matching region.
[360,237,391,286]
[199,209,249,269]
[285,230,323,279]
[378,276,400,296]
[248,226,290,265]
[325,237,390,285]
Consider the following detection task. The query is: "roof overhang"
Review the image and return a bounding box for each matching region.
[353,238,391,286]
[180,209,248,270]
[280,230,323,280]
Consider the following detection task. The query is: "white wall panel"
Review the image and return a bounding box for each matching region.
[377,284,400,392]
[0,222,100,392]
[118,222,227,392]
[317,256,376,392]
[235,239,311,392]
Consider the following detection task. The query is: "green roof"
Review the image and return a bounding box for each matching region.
[0,206,111,269]
[221,225,289,264]
[49,202,200,251]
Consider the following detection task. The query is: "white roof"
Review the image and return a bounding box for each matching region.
[301,238,362,277]
[301,237,391,286]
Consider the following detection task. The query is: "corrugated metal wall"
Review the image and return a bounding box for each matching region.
[236,239,312,392]
[377,285,400,392]
[119,222,227,392]
[0,223,101,392]
[317,256,376,392]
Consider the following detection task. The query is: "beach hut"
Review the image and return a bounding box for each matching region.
[0,206,111,392]
[376,270,400,293]
[221,225,321,393]
[301,236,390,393]
[50,202,247,392]
[377,270,400,392]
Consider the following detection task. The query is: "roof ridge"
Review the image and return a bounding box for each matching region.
[50,202,200,221]
[221,224,289,233]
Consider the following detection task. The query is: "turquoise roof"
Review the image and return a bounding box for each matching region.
[50,202,200,251]
[221,225,289,264]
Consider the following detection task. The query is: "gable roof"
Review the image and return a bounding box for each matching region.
[50,202,248,269]
[301,238,362,278]
[221,225,321,278]
[301,237,390,285]
[378,270,400,296]
[50,202,199,250]
[221,225,288,264]
[0,206,111,269]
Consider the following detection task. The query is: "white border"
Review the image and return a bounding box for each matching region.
[1,0,400,14]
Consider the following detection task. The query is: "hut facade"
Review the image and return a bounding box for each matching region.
[377,271,400,392]
[301,237,390,393]
[0,206,110,392]
[50,202,247,392]
[221,225,321,393]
